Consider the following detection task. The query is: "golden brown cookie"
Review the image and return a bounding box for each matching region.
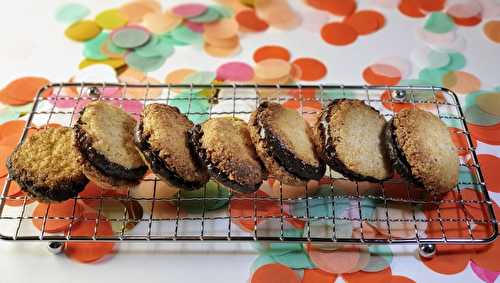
[74,101,147,189]
[7,127,88,202]
[134,104,209,190]
[313,99,393,182]
[189,117,264,193]
[248,102,325,186]
[384,108,459,194]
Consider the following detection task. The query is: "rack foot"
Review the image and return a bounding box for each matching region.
[47,241,64,255]
[392,89,407,100]
[418,244,436,258]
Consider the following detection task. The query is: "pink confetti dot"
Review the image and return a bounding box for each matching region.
[216,62,255,82]
[185,20,204,33]
[171,4,208,18]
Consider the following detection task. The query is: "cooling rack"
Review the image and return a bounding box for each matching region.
[0,83,496,257]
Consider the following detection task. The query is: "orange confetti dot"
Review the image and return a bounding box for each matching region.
[0,77,52,105]
[302,269,337,283]
[484,20,500,44]
[362,64,401,85]
[442,71,481,94]
[450,15,482,27]
[203,42,241,58]
[32,200,83,233]
[251,264,300,283]
[468,123,500,145]
[204,18,239,39]
[0,177,21,197]
[418,0,445,12]
[308,0,357,16]
[345,10,386,35]
[0,144,14,177]
[389,276,416,283]
[253,45,291,63]
[321,22,358,46]
[254,59,292,80]
[398,0,426,18]
[448,127,469,156]
[342,268,392,283]
[422,244,471,274]
[471,240,500,272]
[291,57,327,81]
[4,191,35,207]
[235,10,269,32]
[477,154,500,193]
[164,68,196,85]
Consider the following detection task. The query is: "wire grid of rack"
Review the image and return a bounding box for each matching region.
[0,82,497,245]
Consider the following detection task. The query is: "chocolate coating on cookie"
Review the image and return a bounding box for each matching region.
[248,102,325,184]
[134,104,209,190]
[188,117,264,193]
[7,127,88,202]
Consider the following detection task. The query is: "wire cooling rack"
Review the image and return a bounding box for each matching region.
[0,83,497,249]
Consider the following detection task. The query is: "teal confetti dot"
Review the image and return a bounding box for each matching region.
[83,32,109,60]
[0,106,20,124]
[188,6,221,23]
[464,104,500,126]
[213,5,233,18]
[178,181,229,213]
[160,33,190,46]
[168,91,209,123]
[135,36,175,58]
[182,71,217,92]
[125,51,167,72]
[418,67,447,86]
[170,25,203,45]
[105,39,126,55]
[268,229,304,252]
[458,166,480,187]
[250,254,276,274]
[440,112,464,128]
[267,251,315,269]
[424,12,455,34]
[443,52,466,71]
[55,3,90,24]
[363,245,393,272]
[321,89,356,101]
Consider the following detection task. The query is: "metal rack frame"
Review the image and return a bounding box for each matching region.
[0,83,497,251]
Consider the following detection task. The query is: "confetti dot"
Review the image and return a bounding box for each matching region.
[254,0,301,30]
[235,10,269,32]
[253,45,291,63]
[203,42,241,58]
[476,92,500,116]
[172,3,208,18]
[142,11,182,34]
[371,204,427,238]
[135,36,174,58]
[398,0,426,18]
[251,264,300,283]
[189,6,221,23]
[119,1,157,23]
[55,3,90,24]
[0,77,52,106]
[79,58,126,70]
[95,9,128,29]
[418,0,446,12]
[179,181,229,213]
[424,12,455,34]
[216,62,254,82]
[185,21,204,33]
[125,51,166,72]
[363,64,401,85]
[307,244,362,274]
[203,34,239,48]
[308,0,357,16]
[111,26,151,48]
[374,57,412,78]
[447,1,483,26]
[171,25,203,44]
[83,32,109,60]
[255,59,292,80]
[299,9,330,32]
[291,58,327,81]
[442,71,481,94]
[411,46,450,68]
[302,269,337,283]
[0,106,20,124]
[64,20,102,42]
[484,20,500,43]
[345,10,386,35]
[32,200,83,233]
[321,22,358,46]
[164,68,197,85]
[167,91,209,124]
[204,18,239,39]
[443,52,466,71]
[421,245,471,274]
[342,268,393,283]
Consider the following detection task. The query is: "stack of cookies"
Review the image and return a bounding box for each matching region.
[6,99,459,204]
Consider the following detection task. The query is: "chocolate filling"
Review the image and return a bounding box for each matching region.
[74,120,147,181]
[384,119,425,187]
[188,124,261,193]
[134,121,206,191]
[254,102,325,181]
[319,99,388,182]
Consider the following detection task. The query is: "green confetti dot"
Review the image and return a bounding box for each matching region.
[418,67,448,86]
[188,6,221,23]
[424,12,455,34]
[83,32,109,60]
[168,91,209,123]
[178,181,229,213]
[135,36,175,58]
[170,25,203,45]
[55,3,90,24]
[0,106,20,124]
[125,51,167,72]
[212,5,233,18]
[443,52,466,71]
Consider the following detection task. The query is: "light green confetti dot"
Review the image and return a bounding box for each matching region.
[170,25,203,45]
[250,255,276,274]
[7,103,34,114]
[268,251,315,269]
[188,6,221,23]
[136,36,175,58]
[424,12,455,34]
[443,52,466,71]
[160,33,190,46]
[125,51,167,72]
[168,91,209,124]
[55,3,90,24]
[418,67,447,86]
[213,5,233,18]
[178,181,229,213]
[183,71,217,92]
[321,89,356,101]
[83,32,109,60]
[0,106,20,124]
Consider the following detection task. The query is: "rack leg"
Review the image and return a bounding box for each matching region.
[47,241,64,255]
[418,244,436,258]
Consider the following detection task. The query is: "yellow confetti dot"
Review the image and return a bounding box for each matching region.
[95,9,128,29]
[79,58,126,70]
[64,20,102,42]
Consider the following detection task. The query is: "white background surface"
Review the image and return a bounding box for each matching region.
[1,1,499,282]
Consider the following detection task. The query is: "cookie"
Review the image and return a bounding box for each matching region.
[313,99,393,182]
[248,102,325,186]
[384,108,459,194]
[7,127,88,202]
[134,104,209,190]
[74,101,147,189]
[189,117,264,193]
